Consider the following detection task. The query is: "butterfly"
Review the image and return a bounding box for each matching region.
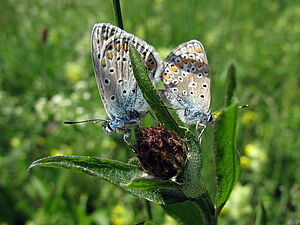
[161,40,214,136]
[91,23,162,133]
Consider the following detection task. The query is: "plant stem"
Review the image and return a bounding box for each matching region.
[195,191,217,225]
[145,200,153,220]
[112,0,124,29]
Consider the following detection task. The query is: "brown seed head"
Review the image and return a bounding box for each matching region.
[136,127,188,180]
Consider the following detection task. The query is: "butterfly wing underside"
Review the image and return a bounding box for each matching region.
[91,23,162,123]
[161,40,211,123]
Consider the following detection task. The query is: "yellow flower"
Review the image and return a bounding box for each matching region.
[111,203,133,225]
[241,111,257,125]
[240,156,250,169]
[244,143,267,173]
[10,137,20,148]
[50,149,63,156]
[65,62,82,83]
[245,144,258,157]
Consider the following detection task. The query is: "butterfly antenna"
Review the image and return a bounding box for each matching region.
[64,119,107,125]
[213,104,249,116]
[238,104,249,109]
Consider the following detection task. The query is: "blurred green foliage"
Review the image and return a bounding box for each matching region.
[0,0,299,224]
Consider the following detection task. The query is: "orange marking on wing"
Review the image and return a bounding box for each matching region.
[182,58,188,63]
[176,62,183,68]
[197,61,203,67]
[107,51,113,59]
[102,59,107,67]
[116,44,121,51]
[196,47,202,52]
[189,56,195,62]
[164,74,170,79]
[187,47,195,53]
[170,65,178,72]
[204,67,209,73]
[124,43,128,51]
[146,62,154,70]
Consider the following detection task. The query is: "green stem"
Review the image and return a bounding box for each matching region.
[194,192,217,225]
[145,200,152,220]
[112,0,124,29]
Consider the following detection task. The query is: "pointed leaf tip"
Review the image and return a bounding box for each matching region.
[225,63,237,107]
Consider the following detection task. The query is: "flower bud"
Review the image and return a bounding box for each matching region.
[135,127,187,180]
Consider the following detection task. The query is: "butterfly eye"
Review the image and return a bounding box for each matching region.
[208,114,214,123]
[173,88,178,92]
[200,94,205,99]
[197,73,202,78]
[190,91,194,96]
[110,95,116,101]
[182,90,187,95]
[202,83,208,89]
[123,90,127,94]
[178,76,183,81]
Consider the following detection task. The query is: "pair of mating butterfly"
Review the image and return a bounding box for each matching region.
[67,23,214,136]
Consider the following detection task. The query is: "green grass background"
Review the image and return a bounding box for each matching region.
[0,0,299,224]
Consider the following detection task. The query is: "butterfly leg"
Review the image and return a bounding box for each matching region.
[123,130,137,153]
[123,130,132,144]
[146,110,157,121]
[196,121,206,141]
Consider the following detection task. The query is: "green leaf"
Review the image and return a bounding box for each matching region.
[28,155,143,183]
[129,46,185,137]
[254,201,267,225]
[123,177,174,190]
[163,192,216,225]
[213,104,240,215]
[224,63,236,107]
[28,155,188,205]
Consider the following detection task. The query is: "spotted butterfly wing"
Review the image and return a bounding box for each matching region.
[161,40,213,125]
[91,23,162,133]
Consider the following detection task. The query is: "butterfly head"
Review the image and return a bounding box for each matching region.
[103,119,127,134]
[206,113,215,124]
